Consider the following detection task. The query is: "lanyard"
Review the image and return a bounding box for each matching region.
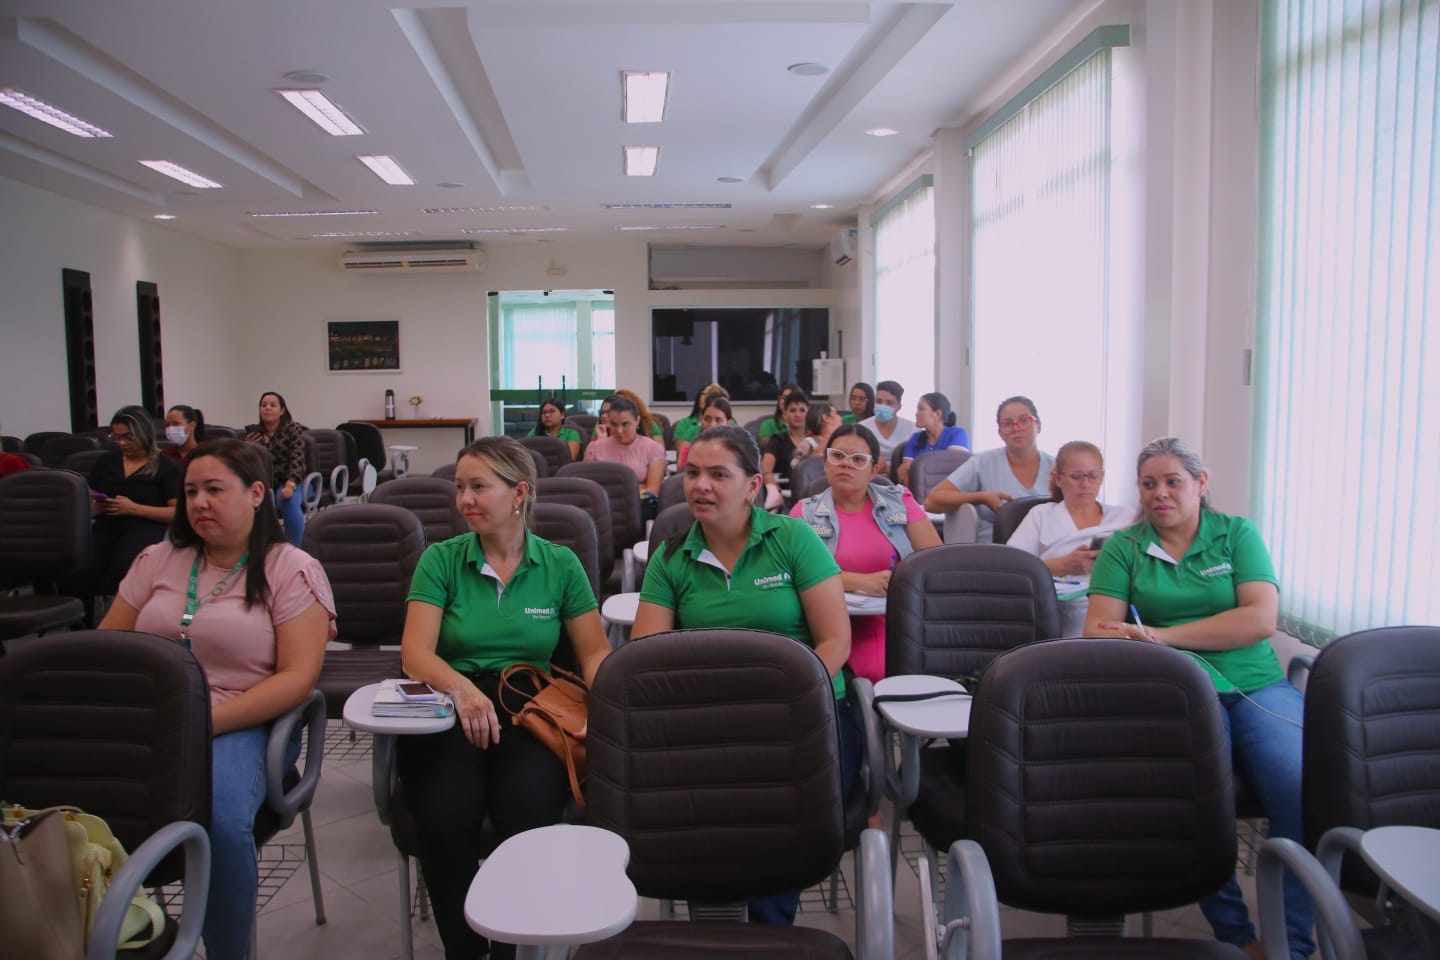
[179,549,249,648]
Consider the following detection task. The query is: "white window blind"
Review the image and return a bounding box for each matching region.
[970,49,1112,454]
[1253,0,1438,641]
[873,181,936,395]
[499,302,579,389]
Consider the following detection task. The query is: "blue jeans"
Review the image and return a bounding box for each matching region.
[748,697,863,925]
[205,723,302,960]
[1200,681,1314,959]
[274,486,305,548]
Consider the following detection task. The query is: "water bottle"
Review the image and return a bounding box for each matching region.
[384,389,396,420]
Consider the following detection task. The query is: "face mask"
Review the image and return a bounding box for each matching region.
[165,426,189,445]
[873,404,897,424]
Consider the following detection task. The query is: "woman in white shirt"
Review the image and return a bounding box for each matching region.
[1006,440,1137,636]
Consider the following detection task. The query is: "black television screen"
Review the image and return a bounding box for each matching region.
[651,307,830,403]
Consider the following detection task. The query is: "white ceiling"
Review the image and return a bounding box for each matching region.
[0,0,1085,250]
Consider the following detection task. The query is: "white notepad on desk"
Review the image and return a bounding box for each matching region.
[371,679,455,719]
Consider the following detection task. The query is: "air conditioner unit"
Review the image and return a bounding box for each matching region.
[340,243,484,273]
[830,227,857,266]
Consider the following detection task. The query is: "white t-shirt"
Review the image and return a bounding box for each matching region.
[857,415,916,463]
[1006,500,1139,637]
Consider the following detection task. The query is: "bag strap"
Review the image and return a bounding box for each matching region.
[872,689,971,705]
[117,896,167,951]
[497,664,546,714]
[525,708,585,811]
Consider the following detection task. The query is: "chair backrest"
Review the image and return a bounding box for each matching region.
[530,501,603,602]
[39,433,101,467]
[200,424,240,440]
[535,476,615,581]
[0,630,212,881]
[556,461,642,557]
[62,447,109,476]
[789,455,829,502]
[586,629,845,900]
[647,502,695,557]
[337,421,387,470]
[886,543,1061,680]
[23,431,69,455]
[564,416,596,458]
[0,469,92,580]
[301,503,425,648]
[742,416,767,441]
[908,447,970,503]
[368,476,468,546]
[992,495,1055,545]
[519,435,571,477]
[522,445,549,479]
[306,428,349,504]
[431,461,457,481]
[246,441,275,487]
[1303,626,1440,849]
[1,435,23,454]
[966,638,1235,916]
[657,472,686,513]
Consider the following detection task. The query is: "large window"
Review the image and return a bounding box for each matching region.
[872,179,935,395]
[493,290,615,394]
[1252,0,1438,641]
[970,44,1115,455]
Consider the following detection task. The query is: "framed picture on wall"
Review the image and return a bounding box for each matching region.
[327,320,400,372]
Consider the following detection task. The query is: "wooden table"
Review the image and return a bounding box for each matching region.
[355,417,478,445]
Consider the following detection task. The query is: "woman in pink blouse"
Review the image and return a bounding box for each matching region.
[101,438,336,960]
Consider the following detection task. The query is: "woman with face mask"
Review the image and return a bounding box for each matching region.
[163,404,206,461]
[857,380,915,475]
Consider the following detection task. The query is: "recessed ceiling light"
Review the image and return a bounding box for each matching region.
[615,224,725,232]
[622,71,669,123]
[462,226,571,235]
[152,214,176,221]
[422,205,550,215]
[0,88,113,138]
[603,202,730,210]
[357,154,415,186]
[283,70,330,85]
[308,230,420,239]
[139,161,222,189]
[865,127,899,137]
[276,89,364,136]
[437,182,465,189]
[810,203,834,210]
[788,63,829,77]
[248,209,378,217]
[624,146,659,177]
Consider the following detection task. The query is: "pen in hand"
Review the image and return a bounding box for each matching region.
[1129,604,1155,643]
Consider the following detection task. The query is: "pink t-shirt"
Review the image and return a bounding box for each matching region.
[791,487,927,683]
[583,434,666,482]
[119,540,337,706]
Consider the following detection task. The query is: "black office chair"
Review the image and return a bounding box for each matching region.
[990,494,1054,544]
[657,472,686,513]
[906,447,970,504]
[790,454,830,502]
[520,434,572,476]
[576,628,892,959]
[530,501,603,602]
[369,476,468,547]
[301,427,351,509]
[556,461,643,593]
[564,416,596,459]
[337,421,395,485]
[39,432,101,468]
[63,447,110,476]
[536,476,616,594]
[303,504,426,718]
[742,416,767,441]
[0,469,91,644]
[1,434,24,453]
[202,424,241,439]
[23,430,69,456]
[430,461,457,481]
[0,630,212,958]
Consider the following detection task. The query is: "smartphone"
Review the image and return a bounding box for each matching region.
[90,491,110,501]
[395,681,439,701]
[1089,535,1109,551]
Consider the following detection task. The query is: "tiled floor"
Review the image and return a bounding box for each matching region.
[242,722,1254,960]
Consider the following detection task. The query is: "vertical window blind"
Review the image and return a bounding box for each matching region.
[499,302,579,390]
[872,180,936,395]
[1253,0,1438,641]
[970,49,1112,454]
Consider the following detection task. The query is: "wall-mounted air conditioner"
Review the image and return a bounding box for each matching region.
[340,243,484,273]
[830,227,857,266]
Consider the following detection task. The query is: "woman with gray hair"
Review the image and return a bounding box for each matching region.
[1084,437,1311,960]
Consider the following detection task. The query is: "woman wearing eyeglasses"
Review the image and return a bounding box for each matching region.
[924,395,1055,543]
[792,425,940,682]
[1006,441,1137,636]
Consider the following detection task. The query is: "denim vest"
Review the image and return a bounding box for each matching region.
[798,483,915,561]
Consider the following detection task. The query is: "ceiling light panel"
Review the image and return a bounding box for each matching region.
[0,88,113,138]
[603,202,730,210]
[615,224,725,232]
[622,71,669,123]
[624,146,659,177]
[249,210,378,217]
[422,205,550,214]
[357,155,415,186]
[139,160,222,188]
[462,226,570,234]
[309,231,420,239]
[276,89,364,136]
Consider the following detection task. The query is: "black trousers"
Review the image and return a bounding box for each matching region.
[396,672,570,960]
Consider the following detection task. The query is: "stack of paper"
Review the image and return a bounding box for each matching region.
[371,679,455,718]
[1053,577,1090,602]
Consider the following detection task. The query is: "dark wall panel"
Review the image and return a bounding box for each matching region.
[62,268,98,432]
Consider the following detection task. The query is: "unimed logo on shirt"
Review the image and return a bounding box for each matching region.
[1195,562,1233,578]
[525,606,557,619]
[753,573,792,590]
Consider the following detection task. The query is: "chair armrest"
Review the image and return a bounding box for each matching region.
[943,506,978,544]
[1257,837,1365,960]
[621,547,636,593]
[852,678,887,818]
[265,690,326,829]
[856,827,894,960]
[940,839,1002,960]
[87,821,210,960]
[330,464,350,502]
[300,471,324,514]
[1286,654,1314,689]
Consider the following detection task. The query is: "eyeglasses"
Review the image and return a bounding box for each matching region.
[825,448,874,469]
[107,432,135,443]
[1063,471,1102,483]
[998,415,1037,431]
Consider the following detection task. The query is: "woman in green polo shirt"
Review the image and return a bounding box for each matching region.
[1084,437,1312,960]
[527,397,582,461]
[396,436,610,960]
[632,424,854,928]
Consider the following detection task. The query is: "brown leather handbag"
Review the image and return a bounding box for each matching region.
[498,664,589,809]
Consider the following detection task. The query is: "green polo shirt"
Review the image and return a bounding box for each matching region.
[528,425,582,448]
[1088,511,1282,694]
[758,418,783,440]
[672,416,702,444]
[408,531,597,675]
[640,505,846,697]
[841,413,858,424]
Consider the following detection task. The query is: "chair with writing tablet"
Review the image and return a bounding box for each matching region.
[990,495,1054,545]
